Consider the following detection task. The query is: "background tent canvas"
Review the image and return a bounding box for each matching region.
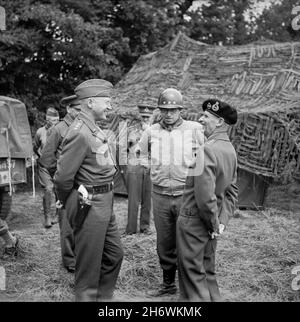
[105,33,300,208]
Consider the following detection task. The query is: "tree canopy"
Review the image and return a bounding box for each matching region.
[0,0,297,129]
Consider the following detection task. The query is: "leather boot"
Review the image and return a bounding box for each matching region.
[150,269,177,297]
[44,214,52,229]
[51,209,59,225]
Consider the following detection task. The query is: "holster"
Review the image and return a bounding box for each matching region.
[74,198,91,231]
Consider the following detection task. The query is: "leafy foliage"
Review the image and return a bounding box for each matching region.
[0,0,298,131]
[0,0,130,126]
[253,0,300,42]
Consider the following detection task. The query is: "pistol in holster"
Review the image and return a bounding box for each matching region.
[74,197,92,231]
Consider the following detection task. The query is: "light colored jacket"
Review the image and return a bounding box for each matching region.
[138,118,204,195]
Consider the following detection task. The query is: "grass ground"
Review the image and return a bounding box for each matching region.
[0,184,299,302]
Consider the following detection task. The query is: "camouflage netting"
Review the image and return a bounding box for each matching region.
[110,32,300,180]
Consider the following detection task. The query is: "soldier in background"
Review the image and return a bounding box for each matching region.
[138,88,204,296]
[177,99,238,301]
[54,79,123,302]
[39,95,81,272]
[120,104,156,235]
[33,107,59,228]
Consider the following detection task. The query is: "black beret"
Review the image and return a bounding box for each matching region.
[202,99,237,125]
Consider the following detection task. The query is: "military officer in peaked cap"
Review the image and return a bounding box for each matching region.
[177,99,239,301]
[39,95,81,272]
[120,103,156,235]
[54,79,123,302]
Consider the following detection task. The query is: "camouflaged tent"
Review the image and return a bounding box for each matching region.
[107,32,300,208]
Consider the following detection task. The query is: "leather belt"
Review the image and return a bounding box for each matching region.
[74,182,114,194]
[152,184,185,196]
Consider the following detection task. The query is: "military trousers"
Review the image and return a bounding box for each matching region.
[125,165,151,234]
[65,189,124,302]
[176,213,221,302]
[152,191,182,274]
[57,208,75,270]
[38,165,54,216]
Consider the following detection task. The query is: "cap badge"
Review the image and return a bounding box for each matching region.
[212,102,219,112]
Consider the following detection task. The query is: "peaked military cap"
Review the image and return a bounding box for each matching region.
[46,107,59,117]
[75,79,113,100]
[60,95,81,109]
[202,99,237,125]
[137,103,156,116]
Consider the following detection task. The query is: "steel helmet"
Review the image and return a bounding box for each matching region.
[157,88,183,109]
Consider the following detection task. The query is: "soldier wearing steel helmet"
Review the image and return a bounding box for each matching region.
[138,88,204,296]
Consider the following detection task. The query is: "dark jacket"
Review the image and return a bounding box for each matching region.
[54,112,117,204]
[180,129,238,233]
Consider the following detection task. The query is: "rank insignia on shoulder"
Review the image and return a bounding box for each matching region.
[73,120,83,130]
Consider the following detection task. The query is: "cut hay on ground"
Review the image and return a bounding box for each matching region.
[0,188,299,302]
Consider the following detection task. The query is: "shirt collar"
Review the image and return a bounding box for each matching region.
[78,112,107,141]
[63,113,76,126]
[206,129,230,142]
[78,112,98,133]
[159,117,183,131]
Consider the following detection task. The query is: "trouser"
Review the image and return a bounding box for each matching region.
[58,208,75,269]
[177,213,221,302]
[38,165,53,216]
[152,191,182,278]
[65,189,124,302]
[126,165,151,234]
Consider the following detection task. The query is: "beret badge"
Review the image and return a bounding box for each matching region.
[211,102,219,112]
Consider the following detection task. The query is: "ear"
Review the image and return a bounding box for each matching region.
[66,106,71,114]
[87,98,93,109]
[216,117,225,127]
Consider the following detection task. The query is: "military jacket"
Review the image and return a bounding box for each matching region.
[39,113,75,176]
[54,112,117,204]
[138,118,204,195]
[33,122,53,158]
[180,129,238,233]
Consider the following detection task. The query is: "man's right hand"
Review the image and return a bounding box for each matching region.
[55,200,63,209]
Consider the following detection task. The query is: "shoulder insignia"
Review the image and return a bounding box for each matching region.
[73,119,83,131]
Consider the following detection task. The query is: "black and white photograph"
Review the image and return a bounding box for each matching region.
[0,0,299,311]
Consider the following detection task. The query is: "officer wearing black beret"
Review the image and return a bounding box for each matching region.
[54,79,123,301]
[177,98,239,301]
